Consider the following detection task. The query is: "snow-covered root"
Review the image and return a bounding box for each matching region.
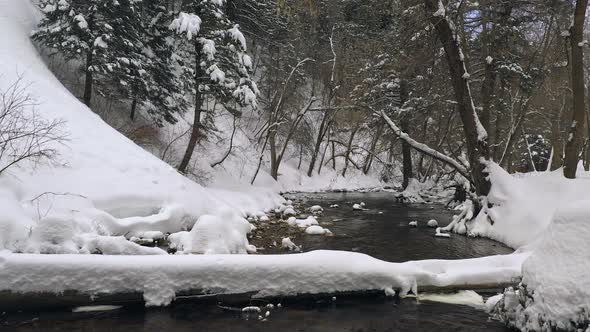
[0,250,528,308]
[439,200,474,235]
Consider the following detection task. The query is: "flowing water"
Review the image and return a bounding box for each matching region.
[1,192,513,332]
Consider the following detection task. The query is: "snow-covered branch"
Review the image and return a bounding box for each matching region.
[377,109,470,181]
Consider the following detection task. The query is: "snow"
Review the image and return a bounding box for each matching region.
[485,56,493,64]
[469,162,590,249]
[228,24,247,50]
[0,0,285,255]
[0,250,527,307]
[168,213,255,255]
[433,0,446,17]
[419,290,483,308]
[305,225,331,235]
[352,203,366,211]
[408,221,418,227]
[494,203,590,331]
[282,207,296,217]
[72,305,122,313]
[289,216,319,228]
[281,237,299,251]
[309,205,323,213]
[169,12,201,40]
[427,219,438,228]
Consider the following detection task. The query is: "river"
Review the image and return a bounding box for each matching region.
[1,192,512,331]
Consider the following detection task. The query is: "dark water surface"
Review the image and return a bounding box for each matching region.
[282,192,512,262]
[2,192,512,332]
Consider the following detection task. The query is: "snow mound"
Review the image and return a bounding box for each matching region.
[495,202,590,331]
[469,163,590,249]
[168,213,254,254]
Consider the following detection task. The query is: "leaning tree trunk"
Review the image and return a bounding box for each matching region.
[178,46,205,174]
[342,126,360,177]
[424,0,491,198]
[307,111,330,177]
[563,0,589,179]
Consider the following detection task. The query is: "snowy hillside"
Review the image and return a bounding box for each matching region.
[0,0,282,254]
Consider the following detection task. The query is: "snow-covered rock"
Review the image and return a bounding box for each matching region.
[305,225,331,235]
[352,203,367,211]
[427,219,438,228]
[282,207,296,217]
[408,221,418,227]
[281,237,300,251]
[329,204,339,208]
[294,216,319,228]
[309,205,323,214]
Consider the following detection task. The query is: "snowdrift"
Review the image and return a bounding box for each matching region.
[495,203,590,331]
[0,0,283,254]
[469,163,590,249]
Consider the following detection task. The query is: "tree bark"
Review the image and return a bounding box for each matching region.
[363,123,384,175]
[401,115,413,189]
[307,110,330,177]
[130,97,138,121]
[83,49,93,108]
[563,0,589,178]
[341,126,360,177]
[178,45,205,174]
[424,0,491,197]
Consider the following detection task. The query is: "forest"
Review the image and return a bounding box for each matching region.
[0,0,590,331]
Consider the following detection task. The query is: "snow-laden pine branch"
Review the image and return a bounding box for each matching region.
[377,109,470,181]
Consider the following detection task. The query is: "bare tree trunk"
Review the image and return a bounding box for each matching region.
[563,0,588,178]
[342,126,359,177]
[363,123,384,175]
[130,97,138,121]
[401,116,413,189]
[317,128,330,175]
[297,144,304,170]
[307,111,330,177]
[331,139,336,170]
[178,46,204,174]
[550,107,565,170]
[424,0,491,198]
[83,49,93,108]
[269,130,278,179]
[211,115,237,168]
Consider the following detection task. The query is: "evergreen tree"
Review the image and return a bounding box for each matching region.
[171,0,258,173]
[33,0,115,107]
[137,0,188,125]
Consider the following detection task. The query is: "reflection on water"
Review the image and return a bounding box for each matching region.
[3,296,507,332]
